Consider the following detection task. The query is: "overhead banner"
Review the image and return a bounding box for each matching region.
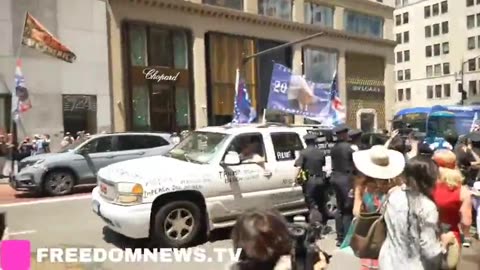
[267,63,332,119]
[21,12,77,63]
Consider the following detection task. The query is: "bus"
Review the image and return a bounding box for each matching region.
[392,107,430,132]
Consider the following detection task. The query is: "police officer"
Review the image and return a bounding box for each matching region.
[294,133,329,227]
[349,129,365,151]
[330,124,356,246]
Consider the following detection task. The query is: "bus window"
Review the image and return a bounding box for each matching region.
[427,116,456,138]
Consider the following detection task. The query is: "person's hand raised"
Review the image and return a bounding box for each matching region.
[391,129,400,138]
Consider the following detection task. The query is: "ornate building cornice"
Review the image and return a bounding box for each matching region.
[124,0,397,47]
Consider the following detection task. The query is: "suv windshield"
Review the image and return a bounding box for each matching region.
[167,131,229,163]
[58,139,87,153]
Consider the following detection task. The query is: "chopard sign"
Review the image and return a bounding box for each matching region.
[143,68,180,82]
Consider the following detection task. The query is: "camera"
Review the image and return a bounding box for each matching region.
[288,216,332,270]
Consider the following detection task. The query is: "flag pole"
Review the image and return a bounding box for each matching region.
[9,12,28,177]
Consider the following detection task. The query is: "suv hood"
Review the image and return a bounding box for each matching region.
[21,152,70,163]
[98,155,211,186]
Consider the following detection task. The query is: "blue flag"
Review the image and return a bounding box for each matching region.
[232,78,256,124]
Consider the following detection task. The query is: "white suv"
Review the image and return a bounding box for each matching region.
[91,123,335,247]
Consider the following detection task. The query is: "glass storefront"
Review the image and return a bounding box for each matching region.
[63,95,97,135]
[303,47,337,83]
[125,23,193,132]
[0,95,11,134]
[344,10,384,39]
[205,33,292,126]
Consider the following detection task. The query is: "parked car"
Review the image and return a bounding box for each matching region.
[10,132,174,196]
[91,123,338,248]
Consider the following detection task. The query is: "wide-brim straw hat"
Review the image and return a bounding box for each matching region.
[353,145,406,180]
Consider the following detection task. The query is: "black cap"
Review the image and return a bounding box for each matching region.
[333,124,349,134]
[348,129,362,137]
[304,134,317,141]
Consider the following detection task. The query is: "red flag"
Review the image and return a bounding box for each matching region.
[21,13,76,63]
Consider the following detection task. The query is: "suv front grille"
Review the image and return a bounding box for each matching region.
[97,177,116,202]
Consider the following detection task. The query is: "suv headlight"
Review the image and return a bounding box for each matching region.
[115,182,143,205]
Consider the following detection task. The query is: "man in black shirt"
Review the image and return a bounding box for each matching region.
[456,135,480,187]
[330,124,356,246]
[295,133,328,227]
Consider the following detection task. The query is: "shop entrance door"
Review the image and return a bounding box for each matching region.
[151,84,175,132]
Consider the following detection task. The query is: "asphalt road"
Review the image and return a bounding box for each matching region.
[1,196,479,270]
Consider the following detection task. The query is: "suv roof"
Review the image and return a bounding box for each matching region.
[197,122,335,135]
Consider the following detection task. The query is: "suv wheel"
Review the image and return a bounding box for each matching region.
[43,170,75,196]
[153,201,202,248]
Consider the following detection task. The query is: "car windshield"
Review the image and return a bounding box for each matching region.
[58,139,87,153]
[167,131,229,164]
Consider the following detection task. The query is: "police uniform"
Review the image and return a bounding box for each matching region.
[294,133,328,225]
[349,129,364,151]
[330,124,356,246]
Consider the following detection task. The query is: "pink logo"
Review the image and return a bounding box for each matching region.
[1,240,31,270]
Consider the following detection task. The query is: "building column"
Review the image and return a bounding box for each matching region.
[107,7,126,132]
[292,45,304,124]
[292,0,305,23]
[384,53,395,130]
[334,6,344,31]
[192,28,208,128]
[244,0,258,13]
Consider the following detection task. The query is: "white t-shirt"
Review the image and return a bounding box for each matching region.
[240,153,264,163]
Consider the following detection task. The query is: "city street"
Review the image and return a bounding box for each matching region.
[0,187,479,269]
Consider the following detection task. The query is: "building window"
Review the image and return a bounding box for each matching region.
[405,69,411,80]
[468,37,476,49]
[477,14,480,27]
[345,11,383,38]
[468,15,475,28]
[432,3,439,16]
[259,0,292,20]
[304,3,334,27]
[443,63,450,75]
[395,14,402,26]
[434,44,440,56]
[426,65,433,77]
[425,6,431,18]
[434,64,442,76]
[63,95,97,135]
[433,24,440,36]
[203,0,243,10]
[478,36,480,48]
[467,0,474,6]
[469,58,476,71]
[126,24,193,132]
[404,50,410,61]
[303,48,337,83]
[425,25,432,37]
[441,1,448,13]
[427,85,434,99]
[396,33,402,43]
[397,70,404,81]
[426,45,432,57]
[442,21,449,34]
[0,95,11,133]
[435,85,442,98]
[403,12,409,24]
[406,88,411,100]
[398,89,404,101]
[442,42,449,54]
[403,31,409,43]
[444,84,451,97]
[396,51,403,63]
[469,80,478,96]
[396,0,401,6]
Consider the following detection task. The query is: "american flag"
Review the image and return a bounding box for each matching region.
[13,59,32,120]
[330,72,345,125]
[232,78,256,124]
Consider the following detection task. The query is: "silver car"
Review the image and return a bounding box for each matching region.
[10,132,174,196]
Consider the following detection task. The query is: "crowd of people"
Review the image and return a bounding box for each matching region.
[228,125,479,270]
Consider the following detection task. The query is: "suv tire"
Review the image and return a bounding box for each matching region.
[153,201,202,248]
[43,170,75,196]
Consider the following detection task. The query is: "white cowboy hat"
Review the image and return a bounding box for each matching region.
[353,145,406,180]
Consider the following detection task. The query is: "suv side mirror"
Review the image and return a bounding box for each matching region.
[223,151,240,166]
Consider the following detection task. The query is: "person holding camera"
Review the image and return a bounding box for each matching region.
[294,134,329,228]
[229,209,329,270]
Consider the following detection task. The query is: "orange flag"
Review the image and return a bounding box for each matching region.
[21,12,76,63]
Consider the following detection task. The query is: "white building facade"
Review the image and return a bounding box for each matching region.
[0,0,112,148]
[394,0,480,113]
